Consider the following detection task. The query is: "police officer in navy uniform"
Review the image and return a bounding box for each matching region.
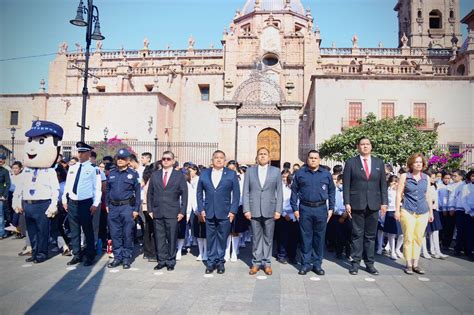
[290,150,335,276]
[62,142,102,266]
[106,149,141,269]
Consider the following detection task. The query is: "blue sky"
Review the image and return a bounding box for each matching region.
[0,0,471,94]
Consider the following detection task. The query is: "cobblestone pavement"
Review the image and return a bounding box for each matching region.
[0,237,472,314]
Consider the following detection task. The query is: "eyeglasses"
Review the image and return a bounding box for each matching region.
[162,157,173,161]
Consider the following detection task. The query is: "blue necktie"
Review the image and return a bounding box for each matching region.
[72,164,82,194]
[29,169,38,196]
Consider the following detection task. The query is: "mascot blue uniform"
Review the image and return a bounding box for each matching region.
[13,120,63,263]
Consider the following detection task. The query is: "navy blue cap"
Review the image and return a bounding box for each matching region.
[25,120,64,140]
[76,141,94,152]
[116,148,131,159]
[0,154,6,160]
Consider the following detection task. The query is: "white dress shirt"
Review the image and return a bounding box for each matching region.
[13,167,59,209]
[360,155,372,176]
[211,168,223,188]
[162,167,173,184]
[62,160,102,207]
[258,164,268,188]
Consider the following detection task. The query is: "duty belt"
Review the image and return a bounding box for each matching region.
[300,200,326,208]
[110,199,132,206]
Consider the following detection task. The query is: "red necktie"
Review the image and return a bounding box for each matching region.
[363,158,370,179]
[163,171,168,188]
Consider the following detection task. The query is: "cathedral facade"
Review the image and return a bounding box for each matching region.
[1,0,473,165]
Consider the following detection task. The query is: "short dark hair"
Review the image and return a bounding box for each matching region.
[162,151,175,159]
[142,152,152,160]
[212,150,226,158]
[337,174,343,182]
[12,161,23,168]
[307,150,320,158]
[283,162,291,170]
[90,151,97,158]
[332,165,343,174]
[441,170,450,178]
[357,136,371,146]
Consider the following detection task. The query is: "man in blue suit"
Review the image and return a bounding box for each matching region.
[197,150,240,274]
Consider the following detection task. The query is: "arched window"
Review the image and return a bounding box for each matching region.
[429,10,442,29]
[449,10,454,19]
[418,10,422,19]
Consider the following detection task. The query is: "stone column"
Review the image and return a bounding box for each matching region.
[278,102,303,164]
[215,100,241,160]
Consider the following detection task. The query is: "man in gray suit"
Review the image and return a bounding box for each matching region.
[243,147,283,276]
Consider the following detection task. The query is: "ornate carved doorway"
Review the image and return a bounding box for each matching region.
[257,128,281,167]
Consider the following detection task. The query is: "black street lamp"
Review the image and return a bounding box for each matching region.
[103,126,109,142]
[154,136,158,163]
[70,0,105,142]
[10,127,16,162]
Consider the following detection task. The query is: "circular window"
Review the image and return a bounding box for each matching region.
[262,54,279,67]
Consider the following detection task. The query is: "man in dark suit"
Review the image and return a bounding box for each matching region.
[343,137,388,275]
[147,151,188,271]
[197,150,240,274]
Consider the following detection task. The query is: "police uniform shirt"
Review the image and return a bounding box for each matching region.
[106,168,141,212]
[63,160,102,207]
[13,167,59,208]
[290,166,336,212]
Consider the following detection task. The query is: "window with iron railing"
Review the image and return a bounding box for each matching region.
[413,103,427,126]
[348,102,362,126]
[381,102,395,119]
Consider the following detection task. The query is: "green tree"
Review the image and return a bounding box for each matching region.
[319,113,438,166]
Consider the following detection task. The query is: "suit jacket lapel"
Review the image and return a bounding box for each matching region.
[370,157,377,180]
[356,156,366,180]
[157,170,164,189]
[216,168,227,189]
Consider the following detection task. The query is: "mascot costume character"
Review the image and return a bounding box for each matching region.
[13,120,63,263]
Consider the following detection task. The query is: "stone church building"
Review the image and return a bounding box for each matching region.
[1,0,473,165]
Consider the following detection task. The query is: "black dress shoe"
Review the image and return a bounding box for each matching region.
[298,267,310,275]
[366,265,379,275]
[277,257,288,264]
[107,260,122,268]
[167,265,175,271]
[349,264,359,275]
[34,258,45,264]
[313,267,325,276]
[205,266,215,274]
[123,263,131,270]
[154,264,166,270]
[67,257,82,266]
[216,264,225,274]
[83,259,95,267]
[25,257,35,263]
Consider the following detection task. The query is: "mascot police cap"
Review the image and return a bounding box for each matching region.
[25,120,64,140]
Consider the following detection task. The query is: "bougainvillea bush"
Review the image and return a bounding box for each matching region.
[428,149,471,172]
[94,136,136,161]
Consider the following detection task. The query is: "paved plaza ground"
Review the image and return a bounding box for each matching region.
[0,237,472,315]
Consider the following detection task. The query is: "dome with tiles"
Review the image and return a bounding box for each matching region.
[241,0,306,16]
